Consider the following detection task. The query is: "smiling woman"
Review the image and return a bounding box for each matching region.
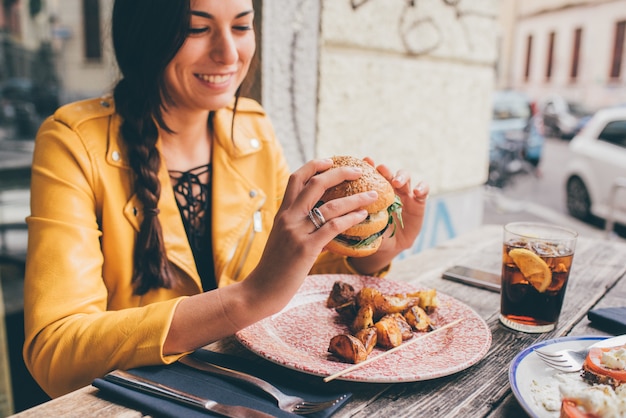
[21,0,431,400]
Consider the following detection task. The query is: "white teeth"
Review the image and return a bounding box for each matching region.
[198,74,230,83]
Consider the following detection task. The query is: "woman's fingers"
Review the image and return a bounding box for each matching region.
[413,181,430,203]
[307,206,370,237]
[364,156,430,205]
[278,158,380,241]
[281,158,334,203]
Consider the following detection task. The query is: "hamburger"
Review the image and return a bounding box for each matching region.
[319,156,402,257]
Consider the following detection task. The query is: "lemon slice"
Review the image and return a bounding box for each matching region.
[509,248,552,292]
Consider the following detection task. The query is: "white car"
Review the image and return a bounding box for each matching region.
[564,107,626,227]
[541,95,592,139]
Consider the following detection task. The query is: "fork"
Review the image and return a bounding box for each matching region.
[179,356,348,415]
[533,346,588,372]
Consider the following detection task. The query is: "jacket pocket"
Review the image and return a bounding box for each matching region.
[222,209,264,283]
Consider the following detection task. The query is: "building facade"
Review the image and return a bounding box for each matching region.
[499,0,626,110]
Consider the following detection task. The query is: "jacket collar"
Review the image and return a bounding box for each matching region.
[109,99,268,289]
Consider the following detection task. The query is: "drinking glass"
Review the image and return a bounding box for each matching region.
[500,222,578,333]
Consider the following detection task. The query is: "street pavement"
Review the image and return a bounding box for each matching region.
[482,185,618,241]
[481,136,625,242]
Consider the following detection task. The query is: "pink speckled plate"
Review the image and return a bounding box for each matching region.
[236,274,492,383]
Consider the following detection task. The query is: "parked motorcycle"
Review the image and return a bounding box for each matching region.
[487,134,536,188]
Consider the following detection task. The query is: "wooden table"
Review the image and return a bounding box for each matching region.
[10,224,626,418]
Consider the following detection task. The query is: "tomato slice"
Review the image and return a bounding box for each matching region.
[560,399,598,418]
[584,345,626,382]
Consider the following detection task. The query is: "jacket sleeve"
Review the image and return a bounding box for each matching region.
[23,117,185,398]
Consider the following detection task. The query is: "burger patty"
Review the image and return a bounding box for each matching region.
[334,225,388,247]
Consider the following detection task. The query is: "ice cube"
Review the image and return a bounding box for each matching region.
[531,242,558,257]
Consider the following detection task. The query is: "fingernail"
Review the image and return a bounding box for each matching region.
[394,175,404,183]
[366,191,378,198]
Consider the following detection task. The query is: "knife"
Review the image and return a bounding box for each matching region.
[178,355,286,403]
[105,369,275,418]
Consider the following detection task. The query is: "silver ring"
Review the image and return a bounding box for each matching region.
[308,210,321,229]
[312,207,326,226]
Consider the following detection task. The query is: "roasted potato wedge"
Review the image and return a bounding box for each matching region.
[328,334,368,364]
[374,316,403,348]
[373,295,419,319]
[354,327,377,355]
[400,289,439,313]
[357,287,419,319]
[382,313,413,340]
[403,305,431,332]
[355,287,382,308]
[327,281,356,308]
[351,304,374,332]
[327,282,439,363]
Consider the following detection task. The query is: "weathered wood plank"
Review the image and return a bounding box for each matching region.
[9,386,146,418]
[8,226,626,418]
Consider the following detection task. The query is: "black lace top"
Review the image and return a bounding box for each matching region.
[169,164,216,291]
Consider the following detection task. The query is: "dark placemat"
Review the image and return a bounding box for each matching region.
[93,349,352,417]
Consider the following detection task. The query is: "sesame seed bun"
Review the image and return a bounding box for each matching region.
[321,156,395,214]
[320,156,397,257]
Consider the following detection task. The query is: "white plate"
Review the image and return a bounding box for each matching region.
[236,274,492,383]
[509,334,626,418]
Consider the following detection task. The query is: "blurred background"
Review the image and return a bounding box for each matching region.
[0,0,625,415]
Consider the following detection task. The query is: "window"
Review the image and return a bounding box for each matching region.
[546,32,555,81]
[83,0,101,61]
[598,120,626,148]
[524,34,533,81]
[610,21,626,79]
[570,28,582,81]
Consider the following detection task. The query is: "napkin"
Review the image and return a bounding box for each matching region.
[93,349,352,418]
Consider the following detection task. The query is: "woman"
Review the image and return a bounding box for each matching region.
[23,0,429,398]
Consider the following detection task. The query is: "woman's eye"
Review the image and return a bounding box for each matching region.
[189,26,209,35]
[188,27,208,35]
[233,25,253,32]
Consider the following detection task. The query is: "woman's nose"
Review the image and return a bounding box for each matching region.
[210,31,238,65]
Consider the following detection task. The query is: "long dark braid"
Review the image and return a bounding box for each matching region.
[112,0,189,294]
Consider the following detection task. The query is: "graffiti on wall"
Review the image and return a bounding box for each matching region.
[349,0,495,56]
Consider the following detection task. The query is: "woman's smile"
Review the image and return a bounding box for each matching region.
[194,73,234,86]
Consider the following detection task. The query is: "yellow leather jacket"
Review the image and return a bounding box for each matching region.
[23,97,380,398]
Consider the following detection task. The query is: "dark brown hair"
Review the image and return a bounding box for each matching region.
[112,0,190,294]
[111,0,257,294]
[112,0,259,295]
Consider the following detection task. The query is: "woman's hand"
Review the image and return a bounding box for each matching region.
[166,157,424,353]
[347,157,429,274]
[244,158,379,313]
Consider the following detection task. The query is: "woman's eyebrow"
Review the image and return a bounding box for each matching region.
[190,9,254,19]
